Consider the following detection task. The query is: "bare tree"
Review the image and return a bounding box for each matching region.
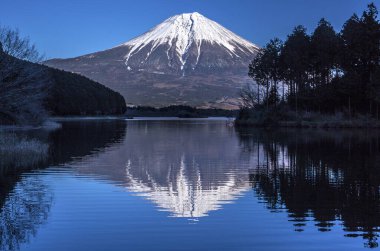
[0,27,43,62]
[239,83,263,109]
[0,26,49,125]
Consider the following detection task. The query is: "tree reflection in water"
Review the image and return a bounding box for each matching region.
[236,128,380,249]
[0,175,53,251]
[0,119,127,251]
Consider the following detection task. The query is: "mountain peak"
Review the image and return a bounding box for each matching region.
[173,12,205,20]
[178,11,203,17]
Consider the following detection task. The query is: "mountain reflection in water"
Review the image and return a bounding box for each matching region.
[1,120,380,250]
[56,121,380,249]
[67,120,253,218]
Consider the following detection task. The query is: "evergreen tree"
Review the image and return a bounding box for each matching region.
[264,38,283,104]
[281,26,311,111]
[340,3,380,114]
[310,18,340,86]
[249,49,270,108]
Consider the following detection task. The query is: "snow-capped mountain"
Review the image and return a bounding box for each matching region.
[45,12,259,109]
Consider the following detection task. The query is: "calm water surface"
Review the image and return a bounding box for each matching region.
[1,119,380,250]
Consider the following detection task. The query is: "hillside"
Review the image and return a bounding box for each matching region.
[45,67,126,116]
[0,49,126,125]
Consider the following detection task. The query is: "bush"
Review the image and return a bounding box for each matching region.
[236,105,296,126]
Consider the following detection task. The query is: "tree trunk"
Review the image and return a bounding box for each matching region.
[266,79,269,112]
[295,84,298,117]
[257,82,260,106]
[348,96,351,121]
[274,80,278,107]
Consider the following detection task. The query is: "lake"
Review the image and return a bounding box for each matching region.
[1,119,380,250]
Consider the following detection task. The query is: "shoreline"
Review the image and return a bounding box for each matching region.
[235,119,380,129]
[51,116,233,121]
[0,116,234,130]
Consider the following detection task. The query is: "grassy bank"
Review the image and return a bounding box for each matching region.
[0,133,48,173]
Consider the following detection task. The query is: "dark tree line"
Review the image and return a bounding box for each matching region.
[247,3,380,118]
[126,105,237,117]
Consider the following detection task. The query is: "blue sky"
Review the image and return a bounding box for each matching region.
[1,0,379,59]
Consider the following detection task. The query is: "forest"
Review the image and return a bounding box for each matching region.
[237,3,380,126]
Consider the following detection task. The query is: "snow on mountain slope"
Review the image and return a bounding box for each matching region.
[120,12,259,73]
